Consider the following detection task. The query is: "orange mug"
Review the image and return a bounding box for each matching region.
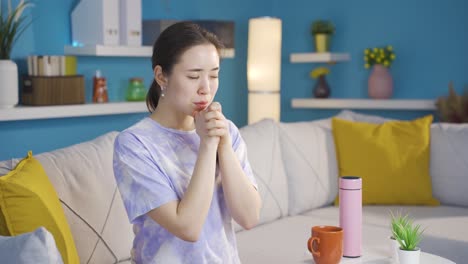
[307,226,343,264]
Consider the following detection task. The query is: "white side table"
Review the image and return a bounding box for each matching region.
[339,251,455,264]
[303,244,455,263]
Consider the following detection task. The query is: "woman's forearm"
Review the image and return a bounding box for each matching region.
[218,145,261,229]
[177,140,218,236]
[148,140,218,242]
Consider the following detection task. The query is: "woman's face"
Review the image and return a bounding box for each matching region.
[164,44,220,116]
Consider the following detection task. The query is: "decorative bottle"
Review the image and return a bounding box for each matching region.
[339,176,362,258]
[126,77,146,101]
[93,70,108,103]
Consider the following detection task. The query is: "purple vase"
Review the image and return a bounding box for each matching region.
[368,64,393,99]
[313,75,331,98]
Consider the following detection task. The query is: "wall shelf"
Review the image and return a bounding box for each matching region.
[0,102,148,122]
[64,45,235,58]
[290,52,350,63]
[291,98,436,110]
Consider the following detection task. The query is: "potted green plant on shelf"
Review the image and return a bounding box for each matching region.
[310,20,335,53]
[0,0,33,108]
[364,45,396,99]
[435,81,468,123]
[392,215,425,264]
[309,66,331,98]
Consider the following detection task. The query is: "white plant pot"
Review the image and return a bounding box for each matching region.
[389,237,399,261]
[398,247,421,264]
[0,60,19,108]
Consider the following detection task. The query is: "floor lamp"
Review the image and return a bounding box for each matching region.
[247,17,282,124]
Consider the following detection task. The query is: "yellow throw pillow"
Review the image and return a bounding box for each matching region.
[0,151,80,264]
[332,115,439,205]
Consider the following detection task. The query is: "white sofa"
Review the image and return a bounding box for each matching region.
[1,111,467,263]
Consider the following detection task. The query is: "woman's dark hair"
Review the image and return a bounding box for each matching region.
[146,21,224,112]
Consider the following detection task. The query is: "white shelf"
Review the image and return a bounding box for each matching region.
[64,45,235,58]
[291,99,436,110]
[290,52,350,63]
[0,102,148,121]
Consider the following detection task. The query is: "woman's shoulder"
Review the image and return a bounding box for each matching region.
[116,118,157,144]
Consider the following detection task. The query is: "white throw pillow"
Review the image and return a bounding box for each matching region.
[239,119,288,230]
[430,123,468,207]
[0,227,63,264]
[278,119,339,215]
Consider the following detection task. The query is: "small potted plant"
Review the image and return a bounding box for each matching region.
[0,0,33,108]
[309,66,331,98]
[390,211,411,261]
[310,20,335,53]
[435,81,468,123]
[392,217,425,264]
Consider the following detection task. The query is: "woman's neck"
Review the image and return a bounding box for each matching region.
[150,105,195,131]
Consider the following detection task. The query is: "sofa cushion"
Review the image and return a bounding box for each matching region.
[0,132,133,263]
[430,123,468,207]
[336,109,393,123]
[336,110,468,207]
[37,132,132,263]
[332,116,439,205]
[239,119,288,230]
[0,151,79,264]
[278,119,338,215]
[0,226,64,264]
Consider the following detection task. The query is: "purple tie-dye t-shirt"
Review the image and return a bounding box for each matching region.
[113,117,257,264]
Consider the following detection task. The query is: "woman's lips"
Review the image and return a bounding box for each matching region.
[194,102,208,110]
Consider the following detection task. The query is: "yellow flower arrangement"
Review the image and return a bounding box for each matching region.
[309,67,330,79]
[363,45,396,69]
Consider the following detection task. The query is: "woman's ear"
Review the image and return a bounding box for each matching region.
[154,65,167,87]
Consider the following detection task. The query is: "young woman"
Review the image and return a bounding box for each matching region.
[113,22,261,264]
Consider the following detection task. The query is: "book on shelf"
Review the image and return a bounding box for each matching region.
[27,55,77,76]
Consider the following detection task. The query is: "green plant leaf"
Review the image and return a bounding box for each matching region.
[0,0,33,59]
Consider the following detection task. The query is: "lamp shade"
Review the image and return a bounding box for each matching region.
[247,17,282,124]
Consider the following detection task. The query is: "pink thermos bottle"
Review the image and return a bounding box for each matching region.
[339,176,362,258]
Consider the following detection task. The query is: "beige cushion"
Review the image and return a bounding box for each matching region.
[238,119,288,231]
[278,119,338,215]
[0,132,133,263]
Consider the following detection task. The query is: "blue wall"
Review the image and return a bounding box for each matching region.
[1,0,468,160]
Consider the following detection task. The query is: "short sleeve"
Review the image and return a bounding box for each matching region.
[113,132,179,223]
[229,121,258,190]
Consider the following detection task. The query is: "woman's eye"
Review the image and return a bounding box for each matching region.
[210,76,218,79]
[188,76,199,80]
